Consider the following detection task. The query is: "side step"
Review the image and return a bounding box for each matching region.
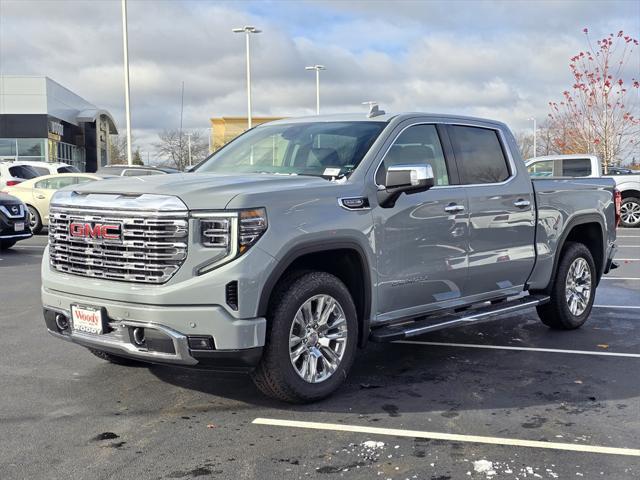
[370,295,550,343]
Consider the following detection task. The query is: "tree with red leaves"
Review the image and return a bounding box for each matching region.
[548,29,639,170]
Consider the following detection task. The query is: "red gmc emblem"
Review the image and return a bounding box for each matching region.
[69,222,122,240]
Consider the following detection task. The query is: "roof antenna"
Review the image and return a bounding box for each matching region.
[362,101,385,118]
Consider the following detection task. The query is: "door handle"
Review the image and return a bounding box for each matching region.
[513,199,531,208]
[35,195,46,199]
[444,204,465,213]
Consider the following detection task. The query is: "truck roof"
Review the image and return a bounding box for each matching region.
[264,112,508,128]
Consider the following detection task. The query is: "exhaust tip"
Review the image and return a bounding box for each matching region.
[132,327,146,346]
[55,313,69,331]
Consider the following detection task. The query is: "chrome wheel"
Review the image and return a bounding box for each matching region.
[289,294,348,384]
[621,200,640,226]
[565,257,592,316]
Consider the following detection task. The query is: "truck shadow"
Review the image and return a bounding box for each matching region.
[147,311,640,416]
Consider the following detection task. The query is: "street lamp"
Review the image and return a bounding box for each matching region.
[305,65,326,115]
[529,117,537,158]
[121,0,133,166]
[233,26,261,129]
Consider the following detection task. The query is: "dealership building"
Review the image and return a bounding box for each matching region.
[0,75,118,172]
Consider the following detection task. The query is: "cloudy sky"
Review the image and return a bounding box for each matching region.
[1,0,638,155]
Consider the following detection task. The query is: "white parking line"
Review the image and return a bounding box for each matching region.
[593,304,640,309]
[394,341,640,358]
[602,277,640,280]
[613,258,640,261]
[252,418,640,457]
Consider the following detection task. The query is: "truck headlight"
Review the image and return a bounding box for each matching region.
[196,208,267,274]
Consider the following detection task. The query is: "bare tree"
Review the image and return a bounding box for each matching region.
[109,135,143,165]
[547,29,639,170]
[515,131,535,160]
[155,130,209,171]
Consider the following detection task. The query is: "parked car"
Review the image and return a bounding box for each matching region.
[5,173,102,234]
[0,162,40,189]
[607,166,637,175]
[42,113,618,403]
[0,193,31,250]
[526,154,640,227]
[96,165,180,176]
[13,161,80,176]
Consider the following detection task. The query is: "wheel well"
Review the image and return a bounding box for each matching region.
[620,189,640,200]
[563,222,604,280]
[267,249,370,347]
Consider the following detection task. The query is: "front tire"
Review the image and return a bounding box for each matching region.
[251,271,358,403]
[0,240,16,250]
[620,197,640,228]
[27,205,43,234]
[536,242,596,330]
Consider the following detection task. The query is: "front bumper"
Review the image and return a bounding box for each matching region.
[0,231,32,241]
[42,288,266,371]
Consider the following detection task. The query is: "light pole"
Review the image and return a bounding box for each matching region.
[529,117,537,158]
[305,65,326,115]
[233,26,261,130]
[186,132,192,167]
[121,0,133,166]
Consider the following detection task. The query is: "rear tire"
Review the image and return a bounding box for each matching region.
[251,271,358,403]
[88,348,141,366]
[536,242,596,330]
[27,205,43,235]
[620,197,640,228]
[0,240,16,250]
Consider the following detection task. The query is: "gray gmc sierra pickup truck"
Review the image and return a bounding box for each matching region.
[42,113,619,402]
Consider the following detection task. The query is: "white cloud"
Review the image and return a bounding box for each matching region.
[0,0,637,157]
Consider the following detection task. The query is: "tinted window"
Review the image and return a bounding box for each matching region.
[58,166,79,173]
[31,166,50,176]
[377,124,449,186]
[449,126,510,184]
[8,165,39,179]
[561,158,591,177]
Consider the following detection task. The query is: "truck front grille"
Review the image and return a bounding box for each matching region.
[48,206,188,284]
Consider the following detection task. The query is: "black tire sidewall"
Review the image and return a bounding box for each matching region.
[263,272,358,401]
[552,243,597,328]
[620,197,640,228]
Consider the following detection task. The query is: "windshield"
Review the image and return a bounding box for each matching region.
[196,121,386,177]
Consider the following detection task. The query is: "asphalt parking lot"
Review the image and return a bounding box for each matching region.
[1,230,639,480]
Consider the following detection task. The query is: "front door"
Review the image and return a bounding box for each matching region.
[445,124,536,298]
[373,123,469,323]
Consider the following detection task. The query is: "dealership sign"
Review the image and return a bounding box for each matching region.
[49,120,64,136]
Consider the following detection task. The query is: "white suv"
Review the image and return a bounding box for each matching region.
[0,162,40,189]
[12,161,80,176]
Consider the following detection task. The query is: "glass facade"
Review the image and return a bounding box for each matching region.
[0,137,85,170]
[0,138,45,161]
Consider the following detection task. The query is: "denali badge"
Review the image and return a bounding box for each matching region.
[69,222,122,241]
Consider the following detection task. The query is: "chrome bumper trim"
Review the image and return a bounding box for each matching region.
[45,306,198,366]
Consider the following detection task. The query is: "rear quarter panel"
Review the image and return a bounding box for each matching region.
[527,177,616,290]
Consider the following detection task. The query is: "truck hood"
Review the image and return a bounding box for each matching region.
[73,172,329,210]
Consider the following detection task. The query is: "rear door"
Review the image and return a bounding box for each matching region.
[445,124,536,299]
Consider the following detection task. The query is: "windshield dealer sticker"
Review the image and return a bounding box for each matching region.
[323,168,341,177]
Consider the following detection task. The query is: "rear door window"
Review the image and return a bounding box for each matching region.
[58,166,80,173]
[9,165,39,179]
[449,126,510,184]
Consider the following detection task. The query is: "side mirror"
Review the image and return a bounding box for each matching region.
[378,163,434,208]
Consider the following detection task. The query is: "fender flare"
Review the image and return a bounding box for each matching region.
[545,213,607,291]
[257,239,373,348]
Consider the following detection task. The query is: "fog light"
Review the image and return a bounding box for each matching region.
[188,336,215,350]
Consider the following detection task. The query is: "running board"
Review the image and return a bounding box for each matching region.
[369,295,550,343]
